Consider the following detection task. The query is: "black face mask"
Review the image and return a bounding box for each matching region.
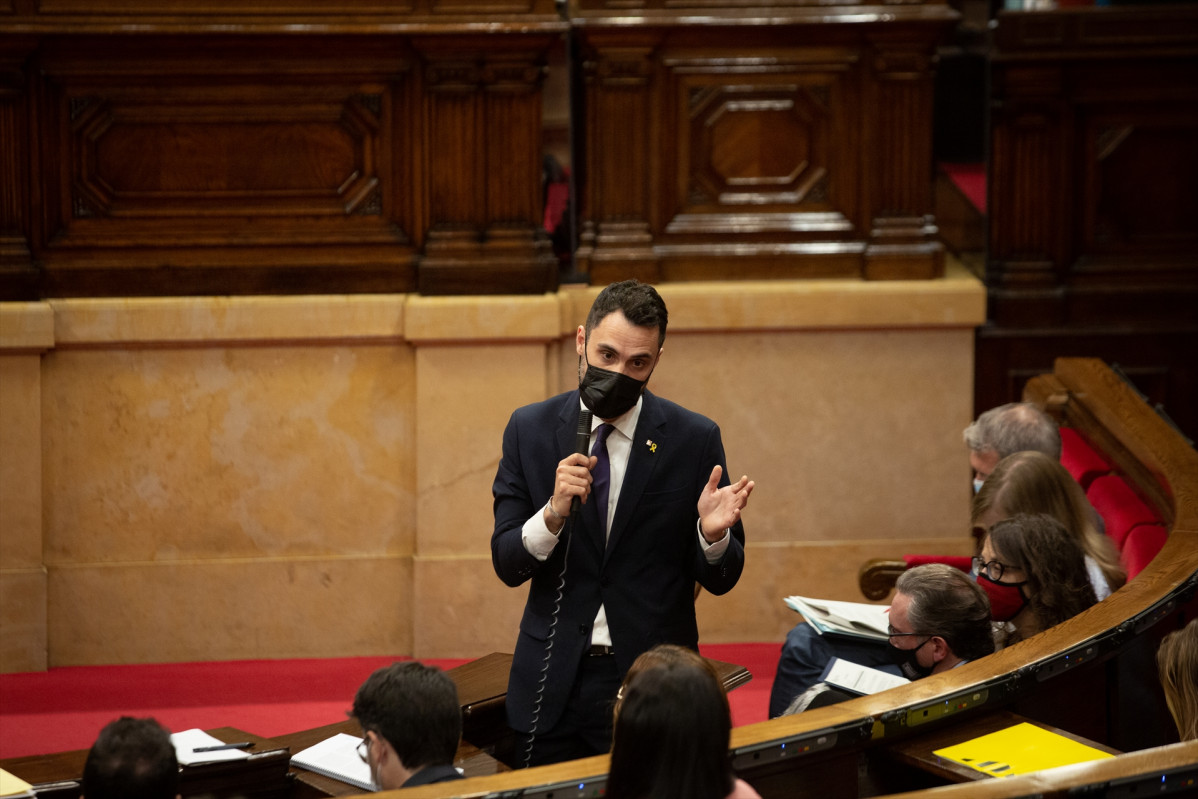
[578,353,650,420]
[888,636,935,680]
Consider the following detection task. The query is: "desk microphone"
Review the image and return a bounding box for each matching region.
[571,408,594,515]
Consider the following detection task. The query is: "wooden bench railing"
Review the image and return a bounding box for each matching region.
[390,360,1198,798]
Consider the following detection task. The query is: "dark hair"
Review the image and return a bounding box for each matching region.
[585,280,668,348]
[987,513,1098,643]
[82,717,178,799]
[606,645,734,799]
[972,451,1125,593]
[351,662,461,771]
[962,402,1061,460]
[897,563,995,662]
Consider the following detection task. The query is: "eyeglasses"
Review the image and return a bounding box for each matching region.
[356,736,370,763]
[887,624,934,638]
[972,555,1009,581]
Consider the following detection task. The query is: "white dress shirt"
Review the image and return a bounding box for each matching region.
[521,396,731,647]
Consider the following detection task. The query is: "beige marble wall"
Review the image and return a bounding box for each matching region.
[0,304,54,672]
[0,268,985,670]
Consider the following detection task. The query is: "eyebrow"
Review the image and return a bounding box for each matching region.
[594,342,655,361]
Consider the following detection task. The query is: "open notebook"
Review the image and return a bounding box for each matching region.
[290,733,375,792]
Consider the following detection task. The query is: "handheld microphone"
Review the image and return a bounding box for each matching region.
[571,408,594,515]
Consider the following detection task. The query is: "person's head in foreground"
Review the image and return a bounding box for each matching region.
[1157,618,1198,742]
[351,661,463,789]
[607,644,760,799]
[82,716,179,799]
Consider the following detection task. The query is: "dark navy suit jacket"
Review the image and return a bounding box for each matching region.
[491,389,746,733]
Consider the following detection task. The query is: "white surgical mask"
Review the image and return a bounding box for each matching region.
[972,477,985,494]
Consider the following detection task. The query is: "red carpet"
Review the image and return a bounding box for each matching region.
[0,644,778,759]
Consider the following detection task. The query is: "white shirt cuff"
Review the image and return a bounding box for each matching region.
[698,520,731,564]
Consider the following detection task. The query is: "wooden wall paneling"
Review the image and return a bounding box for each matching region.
[414,35,560,295]
[0,37,36,300]
[576,35,662,285]
[862,26,945,280]
[978,7,1198,443]
[656,41,865,282]
[30,35,419,297]
[986,61,1069,327]
[575,9,957,286]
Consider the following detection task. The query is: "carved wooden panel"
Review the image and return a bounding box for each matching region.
[0,39,34,299]
[575,12,955,284]
[978,6,1198,444]
[0,24,562,297]
[414,38,558,295]
[26,37,416,296]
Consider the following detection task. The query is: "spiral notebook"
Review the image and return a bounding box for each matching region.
[290,733,375,792]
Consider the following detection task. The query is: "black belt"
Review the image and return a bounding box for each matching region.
[586,644,615,657]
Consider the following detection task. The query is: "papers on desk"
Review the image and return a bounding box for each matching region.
[933,722,1115,778]
[818,657,909,696]
[785,595,891,641]
[290,733,375,792]
[170,729,253,766]
[0,768,35,799]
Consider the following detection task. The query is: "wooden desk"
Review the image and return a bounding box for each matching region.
[0,652,751,798]
[872,710,1120,785]
[1,727,288,799]
[282,651,751,794]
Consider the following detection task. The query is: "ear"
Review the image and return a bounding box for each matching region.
[576,325,586,357]
[930,636,950,663]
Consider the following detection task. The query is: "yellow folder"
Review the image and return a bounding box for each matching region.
[933,721,1115,778]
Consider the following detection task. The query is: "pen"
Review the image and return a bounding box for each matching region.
[193,742,254,752]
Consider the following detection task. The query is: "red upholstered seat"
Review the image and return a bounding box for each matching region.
[1087,475,1161,550]
[1060,427,1113,490]
[1121,523,1169,580]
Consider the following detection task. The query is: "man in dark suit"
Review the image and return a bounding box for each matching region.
[492,279,754,767]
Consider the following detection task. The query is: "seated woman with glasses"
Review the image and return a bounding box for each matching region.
[977,512,1098,646]
[972,450,1124,600]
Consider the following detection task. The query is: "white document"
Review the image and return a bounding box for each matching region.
[170,728,252,766]
[784,595,891,640]
[290,732,375,793]
[819,657,910,695]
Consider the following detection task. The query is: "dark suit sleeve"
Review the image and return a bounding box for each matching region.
[693,421,746,596]
[491,403,556,587]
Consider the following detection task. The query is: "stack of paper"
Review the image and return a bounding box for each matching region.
[785,595,891,640]
[0,769,35,799]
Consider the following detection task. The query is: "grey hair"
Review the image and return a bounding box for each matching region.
[962,402,1061,460]
[896,563,995,662]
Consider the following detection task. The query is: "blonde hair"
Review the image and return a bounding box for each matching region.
[1158,619,1198,741]
[972,451,1126,593]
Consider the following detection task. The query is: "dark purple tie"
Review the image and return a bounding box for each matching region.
[591,424,613,535]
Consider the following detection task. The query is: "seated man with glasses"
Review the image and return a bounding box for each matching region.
[351,661,465,789]
[775,564,996,716]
